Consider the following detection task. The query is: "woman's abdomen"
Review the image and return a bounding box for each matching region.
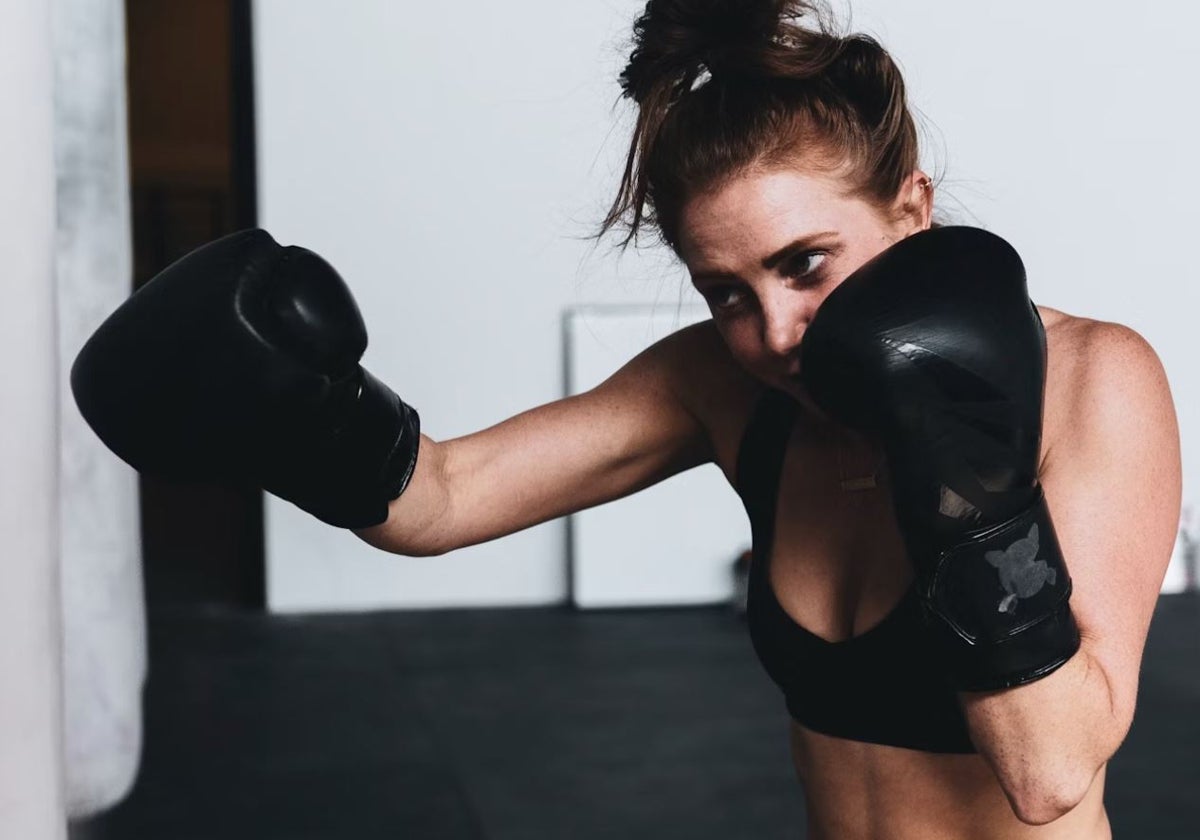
[789,722,1111,840]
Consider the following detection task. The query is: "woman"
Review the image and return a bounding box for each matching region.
[364,0,1181,831]
[72,1,1181,836]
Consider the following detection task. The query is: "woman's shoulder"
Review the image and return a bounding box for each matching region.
[1039,306,1164,385]
[1039,306,1172,460]
[652,319,766,481]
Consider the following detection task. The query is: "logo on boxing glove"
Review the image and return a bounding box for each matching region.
[985,524,1058,614]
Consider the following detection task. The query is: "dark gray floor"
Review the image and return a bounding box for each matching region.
[74,594,1200,839]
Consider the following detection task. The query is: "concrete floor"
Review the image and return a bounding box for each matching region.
[74,593,1200,839]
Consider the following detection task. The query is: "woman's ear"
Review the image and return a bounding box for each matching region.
[895,169,934,232]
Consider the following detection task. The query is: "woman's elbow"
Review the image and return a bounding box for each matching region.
[1006,764,1097,826]
[1009,788,1076,826]
[353,506,454,557]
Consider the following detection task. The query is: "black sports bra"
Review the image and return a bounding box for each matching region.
[737,388,976,754]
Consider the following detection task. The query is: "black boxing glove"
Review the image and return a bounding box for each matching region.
[71,229,420,529]
[799,226,1079,691]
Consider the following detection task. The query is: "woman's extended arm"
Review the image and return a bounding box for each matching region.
[356,321,728,556]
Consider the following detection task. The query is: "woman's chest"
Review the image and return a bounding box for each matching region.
[766,425,914,643]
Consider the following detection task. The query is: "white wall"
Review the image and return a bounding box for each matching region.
[846,0,1200,589]
[256,0,695,611]
[565,306,752,608]
[53,0,145,815]
[0,0,66,835]
[255,0,1198,610]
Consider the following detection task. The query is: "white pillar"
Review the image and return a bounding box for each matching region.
[53,0,145,817]
[0,0,67,836]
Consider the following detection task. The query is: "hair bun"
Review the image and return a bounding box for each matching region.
[605,1,922,251]
[621,0,788,103]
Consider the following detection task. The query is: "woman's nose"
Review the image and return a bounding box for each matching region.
[761,293,809,358]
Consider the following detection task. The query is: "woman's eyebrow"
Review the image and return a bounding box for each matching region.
[761,231,838,270]
[690,231,839,284]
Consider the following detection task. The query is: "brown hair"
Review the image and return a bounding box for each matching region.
[603,0,923,252]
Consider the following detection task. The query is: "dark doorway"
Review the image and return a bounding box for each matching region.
[124,0,262,608]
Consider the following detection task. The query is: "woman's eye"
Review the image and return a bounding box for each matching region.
[788,251,827,280]
[704,286,745,311]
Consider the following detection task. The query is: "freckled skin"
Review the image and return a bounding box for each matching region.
[677,165,928,408]
[675,164,1112,839]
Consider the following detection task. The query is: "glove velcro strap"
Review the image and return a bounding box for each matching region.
[923,490,1081,691]
[262,368,420,529]
[318,368,420,529]
[356,368,421,502]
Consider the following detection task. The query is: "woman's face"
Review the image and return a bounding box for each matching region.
[677,164,930,402]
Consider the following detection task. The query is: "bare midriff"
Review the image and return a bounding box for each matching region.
[789,724,1111,839]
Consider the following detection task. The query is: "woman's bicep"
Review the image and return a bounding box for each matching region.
[1041,321,1181,727]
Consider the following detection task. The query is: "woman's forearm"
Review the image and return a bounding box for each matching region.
[354,434,455,556]
[960,645,1129,825]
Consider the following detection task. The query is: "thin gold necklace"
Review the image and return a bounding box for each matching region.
[836,433,885,492]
